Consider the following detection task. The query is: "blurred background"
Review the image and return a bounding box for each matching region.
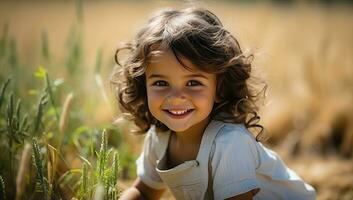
[0,0,352,199]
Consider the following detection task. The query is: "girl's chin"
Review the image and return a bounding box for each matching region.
[167,122,190,133]
[166,124,191,133]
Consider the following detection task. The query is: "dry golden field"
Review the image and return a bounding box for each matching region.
[0,1,352,199]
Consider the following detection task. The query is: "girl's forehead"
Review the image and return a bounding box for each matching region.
[145,50,216,82]
[147,49,199,73]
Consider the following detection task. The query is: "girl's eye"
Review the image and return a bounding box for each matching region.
[152,80,168,87]
[186,80,203,86]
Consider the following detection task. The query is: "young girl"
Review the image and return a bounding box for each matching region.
[112,7,316,200]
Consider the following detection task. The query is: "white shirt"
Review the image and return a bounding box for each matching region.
[136,120,316,200]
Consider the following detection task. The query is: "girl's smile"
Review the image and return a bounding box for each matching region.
[145,48,218,134]
[162,108,194,119]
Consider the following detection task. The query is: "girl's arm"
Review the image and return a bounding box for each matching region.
[225,189,259,200]
[119,177,165,200]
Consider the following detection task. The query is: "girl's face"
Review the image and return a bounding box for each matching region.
[145,49,217,134]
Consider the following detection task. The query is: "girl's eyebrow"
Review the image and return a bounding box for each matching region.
[147,73,208,79]
[147,74,166,79]
[185,74,209,79]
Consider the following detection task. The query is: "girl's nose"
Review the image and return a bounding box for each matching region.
[166,89,186,104]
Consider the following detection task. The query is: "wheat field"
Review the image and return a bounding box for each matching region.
[0,1,352,199]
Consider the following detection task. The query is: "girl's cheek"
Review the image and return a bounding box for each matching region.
[187,90,217,106]
[186,90,213,99]
[188,91,206,98]
[147,89,167,101]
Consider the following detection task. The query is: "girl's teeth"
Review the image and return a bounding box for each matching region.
[170,110,188,115]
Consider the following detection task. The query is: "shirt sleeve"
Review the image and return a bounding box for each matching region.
[212,126,260,199]
[136,130,166,189]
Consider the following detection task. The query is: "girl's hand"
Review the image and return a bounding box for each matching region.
[119,177,165,200]
[225,188,259,200]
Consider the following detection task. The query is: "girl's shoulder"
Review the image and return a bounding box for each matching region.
[211,120,261,164]
[215,121,257,144]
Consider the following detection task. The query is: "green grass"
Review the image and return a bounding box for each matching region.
[0,1,134,198]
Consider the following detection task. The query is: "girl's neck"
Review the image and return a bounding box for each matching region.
[167,116,211,168]
[172,116,211,145]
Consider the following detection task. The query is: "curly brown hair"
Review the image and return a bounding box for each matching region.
[111,7,267,141]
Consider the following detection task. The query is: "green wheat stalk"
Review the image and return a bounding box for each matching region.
[79,163,89,200]
[6,93,15,176]
[101,132,120,199]
[4,89,28,179]
[75,129,121,200]
[108,151,119,199]
[33,91,48,135]
[12,98,25,143]
[97,129,121,199]
[112,151,119,187]
[82,163,88,194]
[97,130,108,180]
[6,93,14,133]
[19,113,29,136]
[3,85,29,142]
[44,72,59,121]
[32,138,49,200]
[0,175,6,200]
[0,78,10,111]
